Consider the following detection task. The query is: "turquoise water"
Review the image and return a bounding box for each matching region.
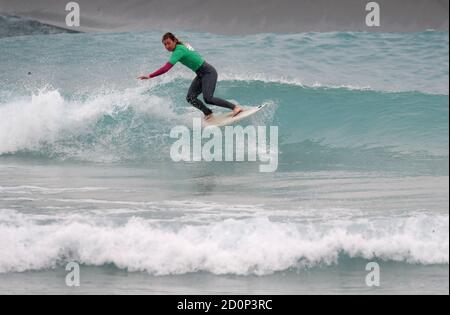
[0,25,448,294]
[0,31,448,168]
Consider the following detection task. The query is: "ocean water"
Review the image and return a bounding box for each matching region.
[0,19,448,294]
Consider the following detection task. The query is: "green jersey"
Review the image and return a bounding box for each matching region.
[169,44,205,72]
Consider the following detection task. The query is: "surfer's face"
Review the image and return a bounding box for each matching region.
[163,39,176,52]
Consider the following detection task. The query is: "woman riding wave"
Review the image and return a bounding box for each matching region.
[138,32,243,121]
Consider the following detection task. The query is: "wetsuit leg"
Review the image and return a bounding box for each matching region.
[186,76,213,116]
[201,66,236,110]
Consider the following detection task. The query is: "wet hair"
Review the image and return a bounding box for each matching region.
[162,32,183,46]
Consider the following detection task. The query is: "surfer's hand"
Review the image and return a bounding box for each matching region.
[137,75,150,80]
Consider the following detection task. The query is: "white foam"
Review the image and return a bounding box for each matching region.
[160,69,380,93]
[149,72,445,95]
[0,210,447,275]
[0,86,178,155]
[220,72,377,92]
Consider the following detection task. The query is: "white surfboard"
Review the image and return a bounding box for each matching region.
[203,104,269,127]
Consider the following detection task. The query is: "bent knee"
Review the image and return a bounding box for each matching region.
[186,95,195,103]
[203,96,214,104]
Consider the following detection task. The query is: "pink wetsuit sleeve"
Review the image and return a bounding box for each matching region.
[149,62,174,78]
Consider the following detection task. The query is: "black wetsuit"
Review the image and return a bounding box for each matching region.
[186,62,236,116]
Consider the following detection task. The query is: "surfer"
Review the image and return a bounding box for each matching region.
[138,32,243,121]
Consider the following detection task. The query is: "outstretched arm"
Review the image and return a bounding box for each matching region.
[138,62,174,80]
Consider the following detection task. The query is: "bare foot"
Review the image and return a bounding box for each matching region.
[204,113,214,121]
[232,106,244,117]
